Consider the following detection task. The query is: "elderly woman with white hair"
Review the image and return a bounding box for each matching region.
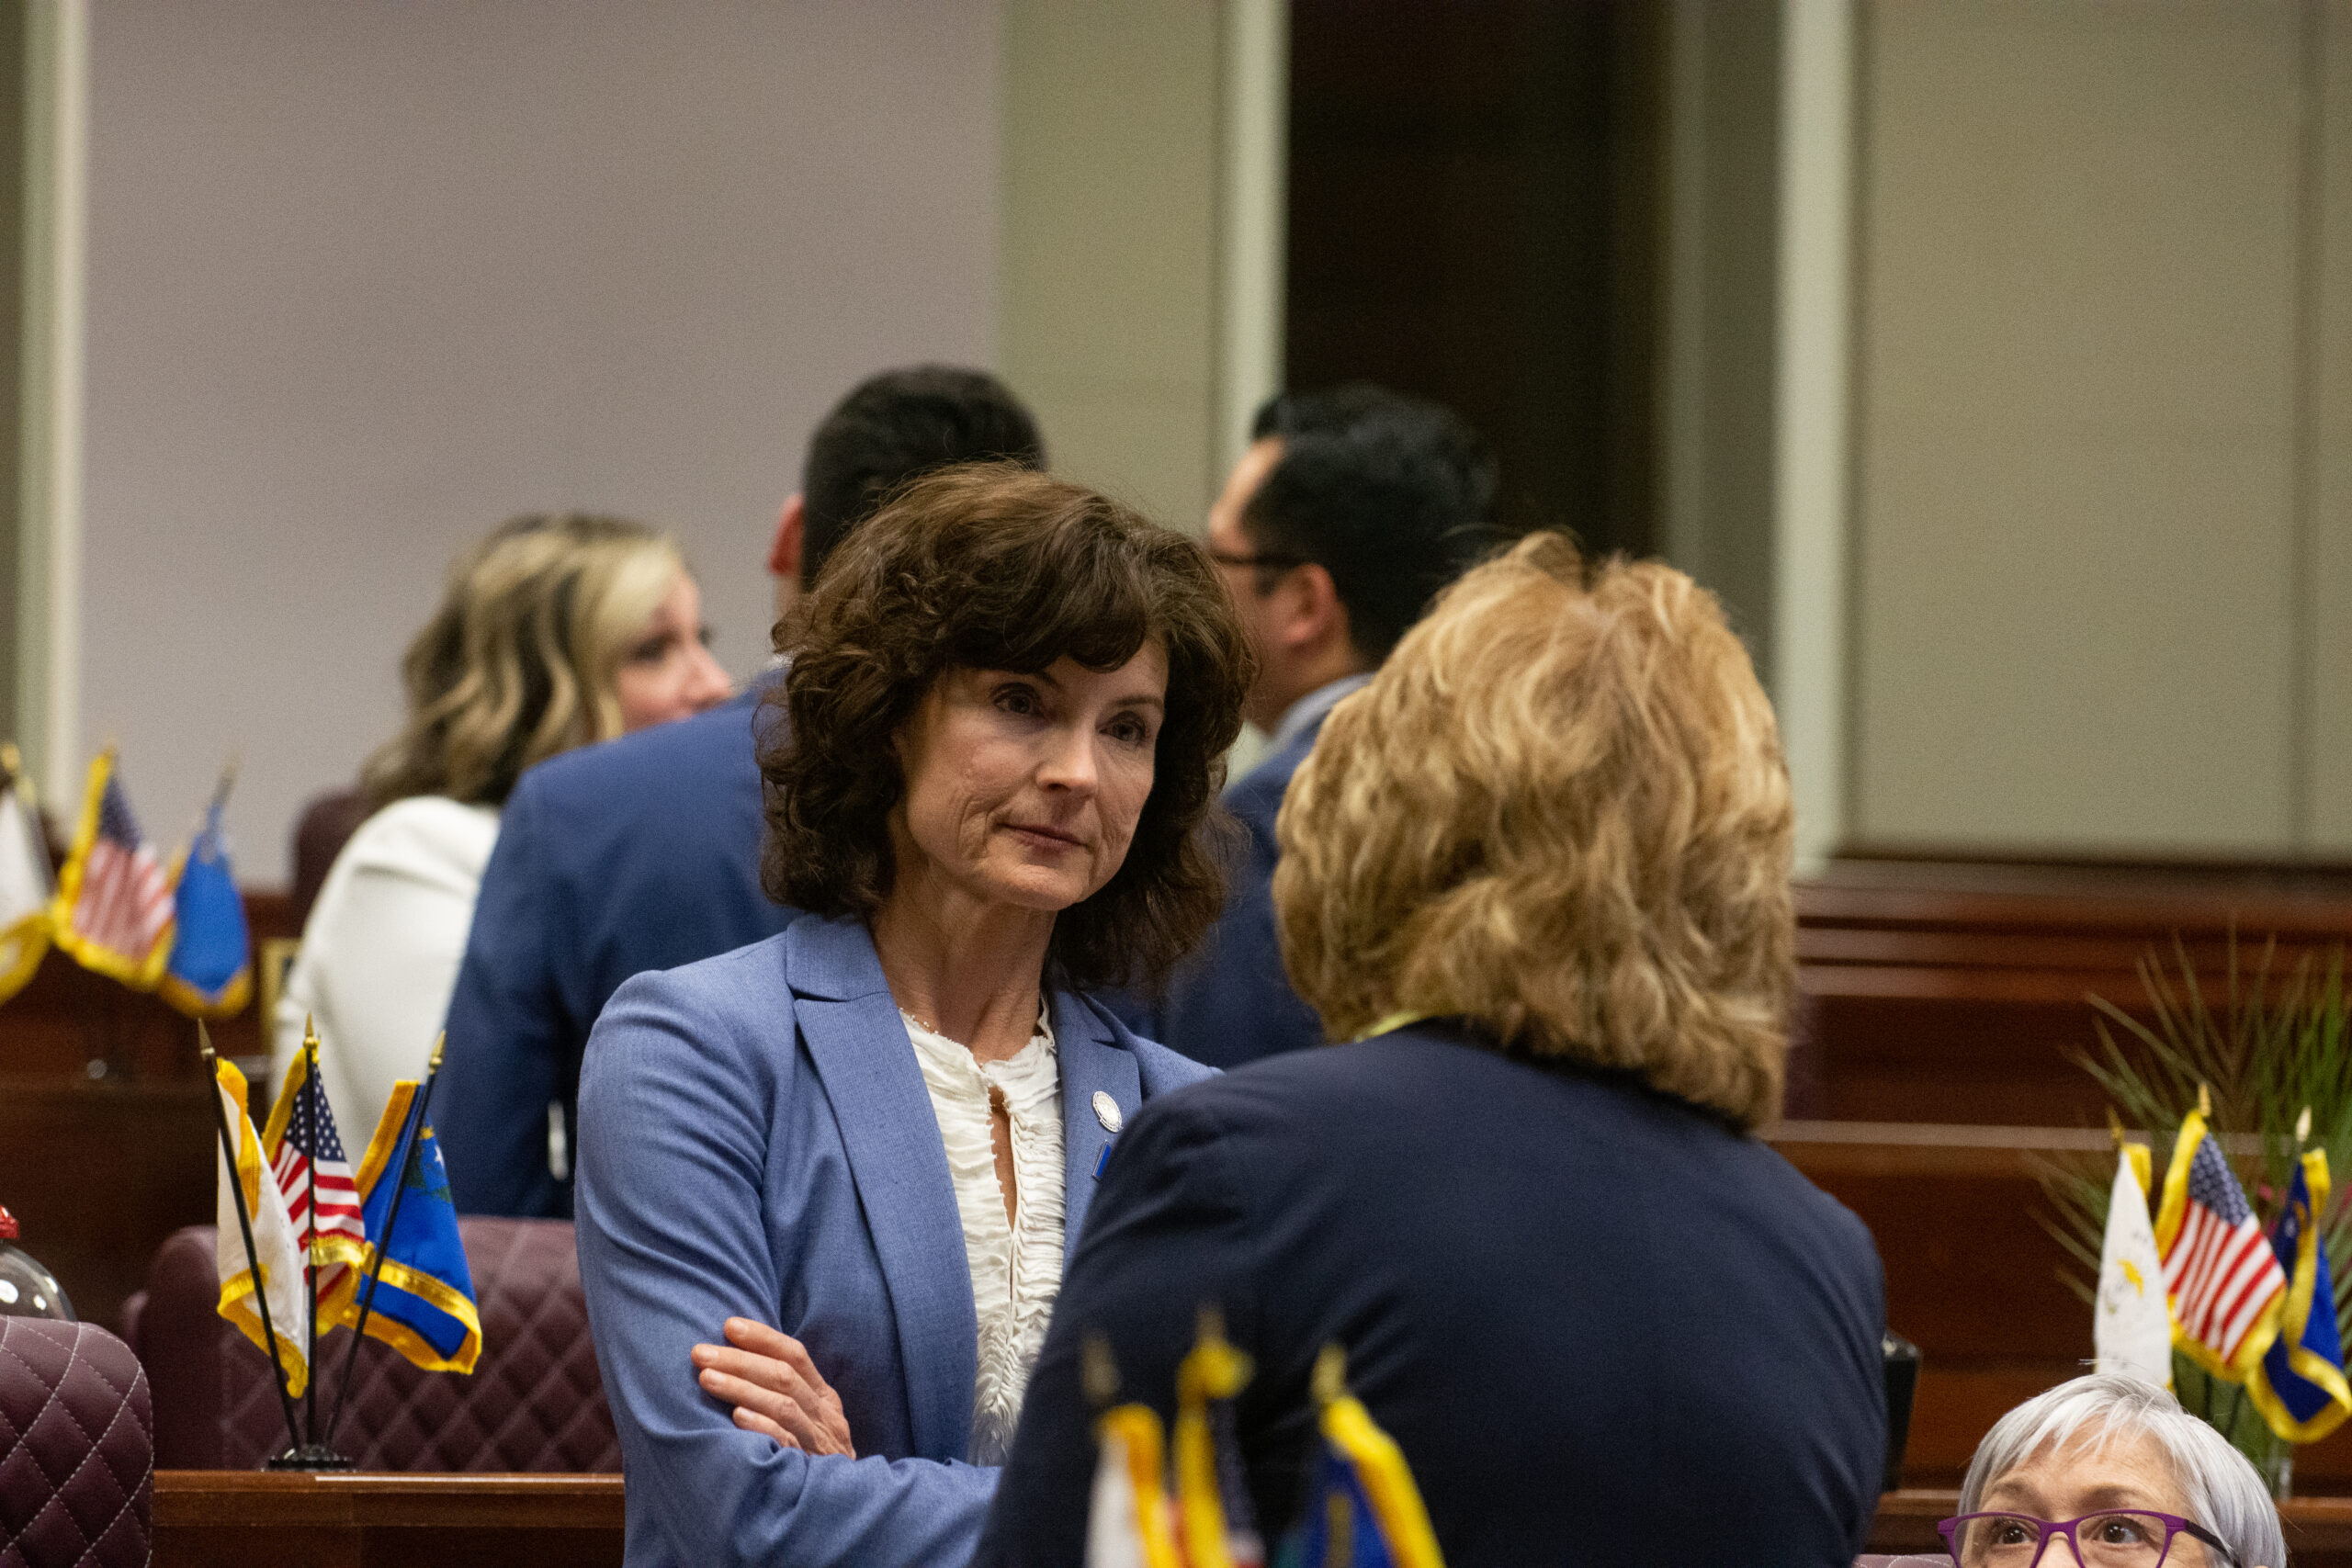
[1928,1372,2284,1568]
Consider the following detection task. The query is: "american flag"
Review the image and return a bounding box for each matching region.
[2161,1125,2288,1371]
[269,1054,368,1302]
[62,767,173,965]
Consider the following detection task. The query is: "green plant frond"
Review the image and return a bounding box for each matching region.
[2032,1149,2136,1311]
[2090,991,2176,1058]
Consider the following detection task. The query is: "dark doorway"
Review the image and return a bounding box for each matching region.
[1284,0,1663,557]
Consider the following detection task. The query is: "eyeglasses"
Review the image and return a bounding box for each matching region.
[1938,1510,2241,1567]
[1204,547,1312,572]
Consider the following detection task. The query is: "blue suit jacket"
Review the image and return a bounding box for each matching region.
[575,914,1214,1568]
[978,1023,1888,1567]
[1148,720,1327,1068]
[439,686,788,1217]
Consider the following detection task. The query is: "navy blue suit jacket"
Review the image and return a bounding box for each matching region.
[1148,720,1327,1068]
[576,915,1214,1566]
[439,686,789,1216]
[977,1023,1889,1568]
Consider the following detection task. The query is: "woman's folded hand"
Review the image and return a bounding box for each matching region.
[690,1316,858,1458]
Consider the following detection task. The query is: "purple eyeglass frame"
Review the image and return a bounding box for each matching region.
[1936,1510,2241,1568]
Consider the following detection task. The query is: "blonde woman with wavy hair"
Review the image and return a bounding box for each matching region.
[979,532,1886,1568]
[1274,528,1795,1127]
[274,513,730,1130]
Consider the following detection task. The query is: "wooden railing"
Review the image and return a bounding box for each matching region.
[1798,855,2352,1124]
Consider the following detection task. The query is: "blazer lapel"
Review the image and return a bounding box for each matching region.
[1052,991,1142,1258]
[786,917,976,1461]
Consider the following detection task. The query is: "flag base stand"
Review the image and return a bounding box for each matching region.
[266,1444,356,1471]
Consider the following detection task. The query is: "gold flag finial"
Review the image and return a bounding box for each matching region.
[1196,1303,1227,1347]
[1082,1334,1120,1410]
[428,1030,447,1072]
[197,1018,216,1066]
[2199,1083,2212,1119]
[303,1013,321,1052]
[2299,1105,2313,1146]
[2107,1107,2127,1152]
[1312,1343,1348,1407]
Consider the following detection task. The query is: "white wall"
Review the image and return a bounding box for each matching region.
[1847,0,2350,855]
[998,0,1224,534]
[81,0,999,882]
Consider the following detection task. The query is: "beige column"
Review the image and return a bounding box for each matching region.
[998,0,1285,537]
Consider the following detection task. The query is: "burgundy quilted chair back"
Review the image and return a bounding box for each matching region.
[128,1218,617,1472]
[0,1318,153,1568]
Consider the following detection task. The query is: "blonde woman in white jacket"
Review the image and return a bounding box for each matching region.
[273,513,731,1130]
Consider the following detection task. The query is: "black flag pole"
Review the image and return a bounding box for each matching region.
[327,1032,445,1450]
[198,1023,303,1461]
[303,1018,319,1446]
[269,1017,355,1470]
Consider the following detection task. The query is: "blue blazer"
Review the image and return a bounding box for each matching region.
[1147,719,1328,1067]
[439,685,789,1217]
[575,913,1215,1568]
[978,1022,1887,1567]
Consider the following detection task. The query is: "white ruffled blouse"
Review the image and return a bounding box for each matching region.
[902,1009,1067,1466]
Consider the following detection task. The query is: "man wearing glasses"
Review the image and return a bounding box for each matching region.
[1150,384,1499,1068]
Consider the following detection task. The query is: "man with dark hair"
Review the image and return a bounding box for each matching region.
[438,367,1045,1217]
[1153,383,1498,1068]
[768,366,1050,619]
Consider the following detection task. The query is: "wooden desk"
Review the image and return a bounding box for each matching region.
[1871,1488,2352,1564]
[154,1472,625,1568]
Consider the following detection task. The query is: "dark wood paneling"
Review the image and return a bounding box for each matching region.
[153,1472,622,1568]
[0,891,298,1325]
[1774,1122,2352,1494]
[0,1077,214,1328]
[1286,0,1662,554]
[0,890,297,1084]
[1799,860,2352,1126]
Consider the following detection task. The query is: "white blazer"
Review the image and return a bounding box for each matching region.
[271,795,499,1129]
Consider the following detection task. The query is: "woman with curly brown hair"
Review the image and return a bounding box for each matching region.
[978,533,1888,1568]
[573,464,1250,1568]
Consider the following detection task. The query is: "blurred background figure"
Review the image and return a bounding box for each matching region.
[272,513,729,1126]
[437,367,1046,1219]
[1142,383,1499,1068]
[980,534,1884,1566]
[1939,1374,2283,1568]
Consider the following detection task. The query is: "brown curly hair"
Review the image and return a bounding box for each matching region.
[761,463,1253,991]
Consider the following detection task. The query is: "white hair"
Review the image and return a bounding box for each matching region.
[1960,1373,2284,1567]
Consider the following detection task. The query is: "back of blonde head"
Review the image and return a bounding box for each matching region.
[361,513,683,810]
[1272,532,1795,1128]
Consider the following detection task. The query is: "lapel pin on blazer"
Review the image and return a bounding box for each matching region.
[1091,1090,1123,1134]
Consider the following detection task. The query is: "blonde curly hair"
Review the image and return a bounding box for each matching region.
[360,513,684,810]
[1272,531,1795,1128]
